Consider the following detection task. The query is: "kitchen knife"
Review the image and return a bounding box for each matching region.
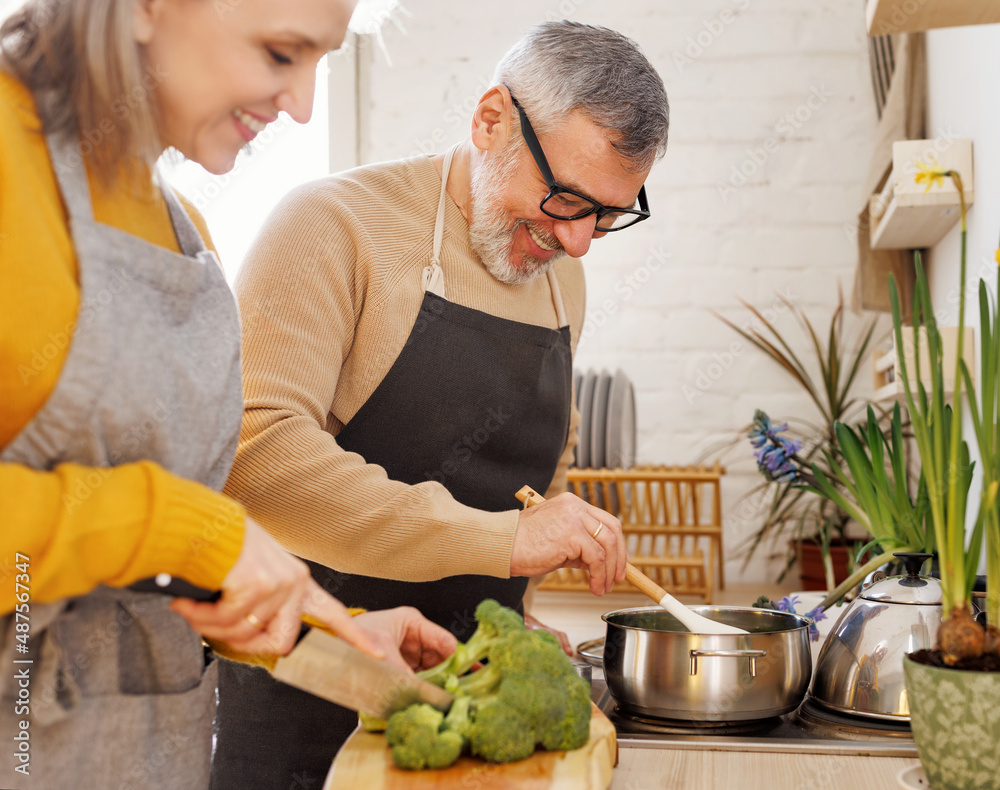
[271,626,454,719]
[133,573,454,718]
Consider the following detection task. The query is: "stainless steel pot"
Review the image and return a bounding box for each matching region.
[811,552,941,720]
[602,606,813,721]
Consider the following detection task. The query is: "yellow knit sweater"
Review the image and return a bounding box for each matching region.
[0,72,245,610]
[225,155,585,582]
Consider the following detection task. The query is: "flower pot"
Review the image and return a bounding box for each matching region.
[903,654,1000,790]
[796,540,855,591]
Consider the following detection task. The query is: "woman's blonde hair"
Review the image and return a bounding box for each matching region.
[1,0,162,183]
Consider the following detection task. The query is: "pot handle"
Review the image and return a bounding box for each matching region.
[689,649,767,677]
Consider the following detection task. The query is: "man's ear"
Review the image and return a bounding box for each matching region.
[132,0,163,46]
[470,85,514,153]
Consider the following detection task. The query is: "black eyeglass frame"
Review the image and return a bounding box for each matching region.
[507,90,650,232]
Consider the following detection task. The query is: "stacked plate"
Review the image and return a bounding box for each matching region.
[572,368,636,471]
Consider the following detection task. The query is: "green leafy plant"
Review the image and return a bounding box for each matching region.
[716,292,880,589]
[964,279,1000,654]
[807,403,934,609]
[889,162,997,665]
[748,404,932,610]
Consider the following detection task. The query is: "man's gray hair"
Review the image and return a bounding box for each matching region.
[493,20,668,172]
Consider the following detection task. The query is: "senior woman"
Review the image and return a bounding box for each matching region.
[0,1,455,788]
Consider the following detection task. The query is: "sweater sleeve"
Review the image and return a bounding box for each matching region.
[1,461,246,613]
[224,182,519,583]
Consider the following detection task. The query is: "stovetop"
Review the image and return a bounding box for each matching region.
[590,678,917,756]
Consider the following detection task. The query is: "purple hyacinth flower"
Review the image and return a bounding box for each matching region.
[775,595,826,641]
[749,410,804,484]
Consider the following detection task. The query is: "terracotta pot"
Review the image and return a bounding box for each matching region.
[796,540,855,591]
[903,655,1000,790]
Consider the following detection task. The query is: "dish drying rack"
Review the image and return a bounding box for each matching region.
[539,464,726,603]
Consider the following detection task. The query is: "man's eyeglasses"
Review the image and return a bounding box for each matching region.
[508,90,650,232]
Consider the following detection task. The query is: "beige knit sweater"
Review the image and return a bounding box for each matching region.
[224,155,586,582]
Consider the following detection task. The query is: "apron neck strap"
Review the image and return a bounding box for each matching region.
[43,131,208,262]
[546,267,568,328]
[432,145,457,266]
[46,132,96,224]
[156,170,209,259]
[422,145,457,297]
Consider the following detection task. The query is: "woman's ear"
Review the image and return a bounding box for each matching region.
[470,84,513,154]
[132,0,162,45]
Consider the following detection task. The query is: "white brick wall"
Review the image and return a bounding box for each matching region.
[924,24,1000,574]
[354,0,881,585]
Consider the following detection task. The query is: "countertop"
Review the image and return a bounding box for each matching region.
[609,747,918,789]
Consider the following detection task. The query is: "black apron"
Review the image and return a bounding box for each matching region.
[212,148,573,789]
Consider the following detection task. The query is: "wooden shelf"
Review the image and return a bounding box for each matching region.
[867,0,1000,36]
[872,326,975,402]
[869,138,973,251]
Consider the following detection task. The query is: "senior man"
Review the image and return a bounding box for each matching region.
[212,19,669,787]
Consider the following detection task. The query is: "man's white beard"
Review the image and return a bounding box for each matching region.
[468,146,566,286]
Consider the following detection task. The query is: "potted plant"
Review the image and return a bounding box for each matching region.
[747,402,933,614]
[716,293,881,591]
[806,401,935,611]
[889,164,1000,790]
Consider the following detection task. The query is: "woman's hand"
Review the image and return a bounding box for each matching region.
[170,517,383,658]
[352,607,458,673]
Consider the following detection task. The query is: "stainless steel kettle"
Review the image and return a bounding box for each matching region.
[810,552,941,721]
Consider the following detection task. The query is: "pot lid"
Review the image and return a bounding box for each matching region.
[860,552,942,605]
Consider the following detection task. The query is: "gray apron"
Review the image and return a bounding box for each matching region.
[0,131,243,789]
[211,147,573,788]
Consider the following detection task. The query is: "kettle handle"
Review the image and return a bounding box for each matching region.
[892,552,933,584]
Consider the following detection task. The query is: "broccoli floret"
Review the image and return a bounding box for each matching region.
[453,660,501,698]
[363,601,519,736]
[384,703,442,748]
[383,600,591,770]
[384,704,464,770]
[417,599,524,688]
[533,675,592,751]
[466,629,592,762]
[441,694,473,740]
[467,694,538,763]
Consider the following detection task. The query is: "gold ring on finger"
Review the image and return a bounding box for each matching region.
[592,521,605,540]
[246,612,264,629]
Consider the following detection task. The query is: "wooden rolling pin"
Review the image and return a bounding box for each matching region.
[516,485,748,636]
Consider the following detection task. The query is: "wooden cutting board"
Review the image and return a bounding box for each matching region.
[324,703,617,790]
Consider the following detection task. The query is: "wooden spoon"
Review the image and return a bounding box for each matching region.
[516,485,749,636]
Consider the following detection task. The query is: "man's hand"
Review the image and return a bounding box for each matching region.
[351,607,458,673]
[510,492,627,596]
[524,612,573,656]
